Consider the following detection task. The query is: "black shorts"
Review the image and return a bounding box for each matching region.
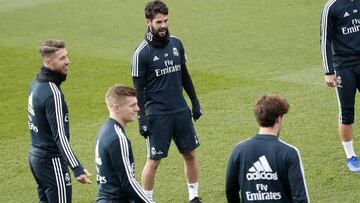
[335,66,360,124]
[29,154,72,203]
[146,109,200,159]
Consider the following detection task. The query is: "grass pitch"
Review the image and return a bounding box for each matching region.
[1,0,359,202]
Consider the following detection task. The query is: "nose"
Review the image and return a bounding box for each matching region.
[65,56,70,65]
[160,22,166,28]
[135,104,140,112]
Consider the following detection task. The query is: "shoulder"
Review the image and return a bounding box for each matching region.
[32,80,52,92]
[47,82,63,94]
[325,0,345,13]
[132,40,151,65]
[97,123,122,147]
[231,138,252,154]
[321,0,338,15]
[235,137,252,147]
[112,124,129,142]
[170,35,182,42]
[170,35,184,46]
[322,0,338,8]
[107,124,131,153]
[277,139,300,155]
[98,121,116,136]
[133,40,149,55]
[31,81,59,102]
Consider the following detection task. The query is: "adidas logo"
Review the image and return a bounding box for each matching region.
[153,56,159,61]
[344,12,350,17]
[246,155,278,181]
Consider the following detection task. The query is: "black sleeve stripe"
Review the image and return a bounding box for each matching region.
[49,82,79,168]
[114,125,153,203]
[131,40,148,77]
[320,0,336,74]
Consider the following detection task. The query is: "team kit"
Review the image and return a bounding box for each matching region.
[26,0,360,202]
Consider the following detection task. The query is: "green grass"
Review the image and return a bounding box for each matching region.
[1,0,359,202]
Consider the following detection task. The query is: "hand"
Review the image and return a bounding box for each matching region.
[138,114,151,138]
[191,99,203,121]
[325,74,338,87]
[75,168,92,184]
[139,123,151,138]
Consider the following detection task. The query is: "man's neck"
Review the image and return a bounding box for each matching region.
[258,127,278,137]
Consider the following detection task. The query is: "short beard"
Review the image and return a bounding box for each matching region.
[52,66,67,76]
[150,25,168,38]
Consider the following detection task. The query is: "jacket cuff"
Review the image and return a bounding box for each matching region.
[73,165,84,177]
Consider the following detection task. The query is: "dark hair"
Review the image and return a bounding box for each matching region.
[145,0,168,20]
[105,84,136,107]
[39,39,65,59]
[254,95,289,127]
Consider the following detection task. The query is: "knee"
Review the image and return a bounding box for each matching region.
[145,159,161,170]
[182,150,196,161]
[340,106,354,124]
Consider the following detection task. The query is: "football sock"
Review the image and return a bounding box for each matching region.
[143,189,153,199]
[188,182,199,200]
[342,140,356,159]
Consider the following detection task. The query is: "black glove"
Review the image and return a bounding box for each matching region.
[191,99,202,121]
[138,113,151,138]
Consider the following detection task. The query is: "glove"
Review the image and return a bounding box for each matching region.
[139,124,150,138]
[138,113,151,138]
[191,99,202,121]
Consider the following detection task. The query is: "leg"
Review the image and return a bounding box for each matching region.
[339,124,357,161]
[45,158,72,203]
[141,158,161,190]
[29,156,72,203]
[183,150,200,201]
[335,69,356,156]
[29,154,49,203]
[174,110,200,184]
[339,124,352,142]
[142,114,172,198]
[336,68,360,172]
[182,150,199,184]
[173,110,201,201]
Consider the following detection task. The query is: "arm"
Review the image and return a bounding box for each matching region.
[133,77,150,138]
[182,63,197,101]
[181,63,202,121]
[109,126,154,203]
[131,44,150,137]
[226,150,241,203]
[175,36,202,121]
[287,150,310,203]
[320,3,338,87]
[45,84,90,182]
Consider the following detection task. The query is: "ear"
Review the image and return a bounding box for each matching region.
[145,19,152,27]
[43,57,52,67]
[275,116,282,124]
[112,104,121,113]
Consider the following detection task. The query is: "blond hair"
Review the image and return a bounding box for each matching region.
[105,84,136,108]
